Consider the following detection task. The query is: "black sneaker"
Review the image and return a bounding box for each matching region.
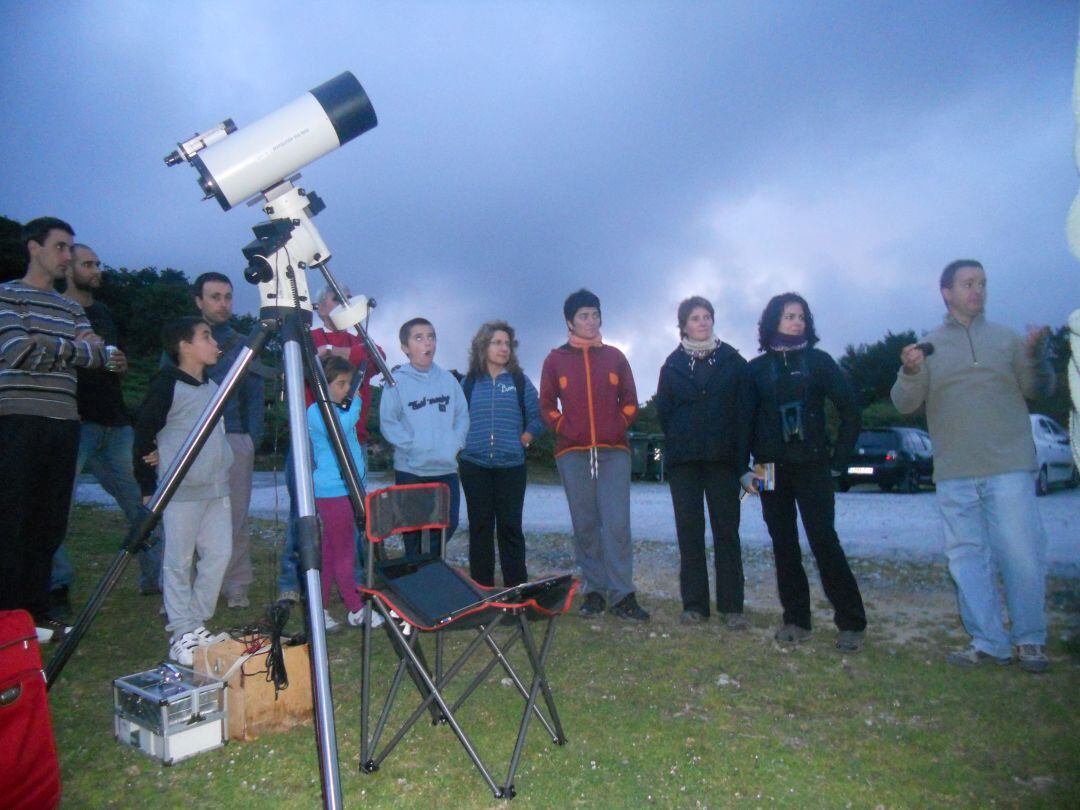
[679,610,708,625]
[774,624,812,643]
[579,592,606,616]
[836,630,864,652]
[610,593,650,622]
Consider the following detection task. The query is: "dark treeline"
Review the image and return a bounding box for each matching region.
[2,214,1071,464]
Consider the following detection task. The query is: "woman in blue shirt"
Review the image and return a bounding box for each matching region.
[459,321,544,586]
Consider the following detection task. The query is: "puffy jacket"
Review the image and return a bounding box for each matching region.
[743,347,860,470]
[655,342,749,468]
[539,342,637,456]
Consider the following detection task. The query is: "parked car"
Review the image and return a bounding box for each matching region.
[1030,414,1078,496]
[838,427,934,493]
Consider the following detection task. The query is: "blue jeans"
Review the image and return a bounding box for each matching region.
[52,423,162,593]
[277,449,302,596]
[936,470,1047,658]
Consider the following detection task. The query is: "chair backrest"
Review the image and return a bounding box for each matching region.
[364,483,450,569]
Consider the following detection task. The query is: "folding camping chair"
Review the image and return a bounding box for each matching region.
[357,483,577,799]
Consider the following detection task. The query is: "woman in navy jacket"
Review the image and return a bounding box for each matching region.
[655,296,749,628]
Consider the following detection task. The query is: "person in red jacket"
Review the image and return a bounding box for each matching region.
[540,289,649,621]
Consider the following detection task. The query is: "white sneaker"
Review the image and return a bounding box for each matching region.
[191,626,230,646]
[323,610,342,634]
[168,632,200,666]
[347,606,385,629]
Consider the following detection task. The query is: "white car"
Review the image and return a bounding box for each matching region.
[1030,414,1078,496]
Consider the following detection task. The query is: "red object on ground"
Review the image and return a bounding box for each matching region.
[0,610,61,810]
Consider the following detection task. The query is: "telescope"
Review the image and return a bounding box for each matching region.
[165,71,377,212]
[164,71,379,317]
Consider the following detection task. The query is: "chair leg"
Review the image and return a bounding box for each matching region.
[473,627,559,742]
[363,604,444,770]
[501,615,565,795]
[374,614,505,797]
[521,616,567,745]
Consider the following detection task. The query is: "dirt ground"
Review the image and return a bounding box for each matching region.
[445,532,1080,656]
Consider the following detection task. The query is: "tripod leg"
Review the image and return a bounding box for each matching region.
[281,318,344,809]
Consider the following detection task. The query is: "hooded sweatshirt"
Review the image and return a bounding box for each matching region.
[379,362,470,476]
[132,365,234,501]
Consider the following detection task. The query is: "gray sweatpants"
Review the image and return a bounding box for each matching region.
[555,448,634,603]
[163,496,232,641]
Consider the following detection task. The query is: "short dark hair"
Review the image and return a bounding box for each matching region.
[192,271,232,299]
[162,316,209,363]
[22,217,74,258]
[563,288,601,324]
[399,317,433,347]
[676,296,714,338]
[757,292,819,351]
[321,354,356,384]
[939,260,983,291]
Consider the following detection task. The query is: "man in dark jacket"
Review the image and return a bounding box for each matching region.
[540,289,648,621]
[50,243,161,611]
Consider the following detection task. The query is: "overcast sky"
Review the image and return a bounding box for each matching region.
[2,2,1077,397]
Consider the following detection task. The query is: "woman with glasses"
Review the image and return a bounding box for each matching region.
[459,321,544,587]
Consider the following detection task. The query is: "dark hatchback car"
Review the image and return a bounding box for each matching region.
[838,427,934,493]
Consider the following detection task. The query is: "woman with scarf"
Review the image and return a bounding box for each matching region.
[655,296,749,629]
[742,293,867,652]
[540,289,650,621]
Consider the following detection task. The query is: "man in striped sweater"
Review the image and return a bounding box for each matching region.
[0,217,106,642]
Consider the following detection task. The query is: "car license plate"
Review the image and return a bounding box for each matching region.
[847,466,874,475]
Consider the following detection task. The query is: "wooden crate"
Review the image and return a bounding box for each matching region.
[195,638,313,741]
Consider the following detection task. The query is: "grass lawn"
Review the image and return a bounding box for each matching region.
[49,505,1079,808]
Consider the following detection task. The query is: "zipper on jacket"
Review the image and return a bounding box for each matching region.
[583,348,597,446]
[489,375,496,462]
[962,323,978,365]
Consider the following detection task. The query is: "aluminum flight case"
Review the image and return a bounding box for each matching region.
[113,663,227,765]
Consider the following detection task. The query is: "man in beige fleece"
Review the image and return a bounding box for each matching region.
[891,260,1054,673]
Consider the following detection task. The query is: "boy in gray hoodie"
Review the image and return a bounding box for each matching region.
[134,317,233,666]
[379,318,470,543]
